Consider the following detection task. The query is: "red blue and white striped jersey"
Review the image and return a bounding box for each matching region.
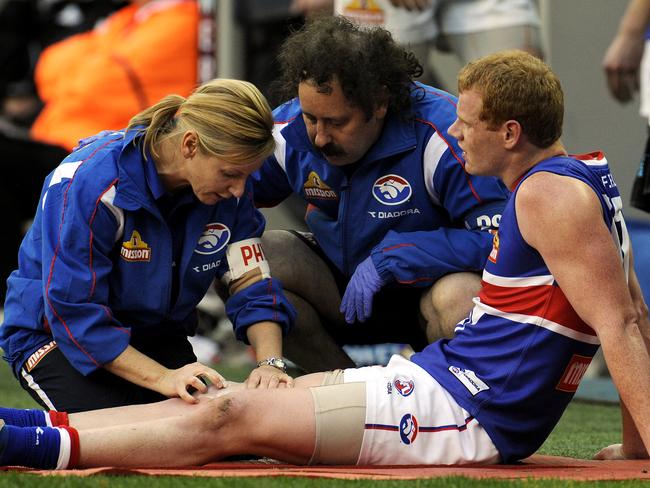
[411,152,628,462]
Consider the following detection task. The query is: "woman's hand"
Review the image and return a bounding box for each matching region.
[245,365,294,389]
[244,321,292,389]
[157,362,226,403]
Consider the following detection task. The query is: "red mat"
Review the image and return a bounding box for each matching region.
[4,455,650,481]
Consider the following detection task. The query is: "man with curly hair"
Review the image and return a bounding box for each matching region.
[4,50,648,470]
[252,16,508,372]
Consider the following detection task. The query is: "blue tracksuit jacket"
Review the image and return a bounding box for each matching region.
[252,82,509,284]
[1,129,295,377]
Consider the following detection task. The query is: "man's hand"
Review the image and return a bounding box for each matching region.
[602,32,644,103]
[340,256,385,324]
[245,365,294,389]
[594,443,650,460]
[594,443,626,460]
[158,363,226,404]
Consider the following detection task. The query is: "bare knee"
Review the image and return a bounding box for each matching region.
[191,395,241,431]
[261,229,293,251]
[180,395,245,462]
[420,272,481,340]
[262,230,342,321]
[261,230,297,278]
[430,273,481,310]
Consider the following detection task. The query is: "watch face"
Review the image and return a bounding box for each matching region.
[259,358,286,372]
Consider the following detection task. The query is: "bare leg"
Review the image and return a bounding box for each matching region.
[77,388,317,467]
[69,383,246,430]
[420,272,481,340]
[262,230,355,371]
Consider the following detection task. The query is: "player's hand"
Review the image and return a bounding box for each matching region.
[159,363,226,404]
[593,443,648,460]
[594,443,626,460]
[340,256,385,324]
[245,365,294,389]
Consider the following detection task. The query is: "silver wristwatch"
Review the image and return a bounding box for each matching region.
[257,357,287,373]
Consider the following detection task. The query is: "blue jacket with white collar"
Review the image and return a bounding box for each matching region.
[1,129,295,377]
[252,83,509,283]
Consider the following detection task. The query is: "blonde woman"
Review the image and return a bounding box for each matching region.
[0,79,296,413]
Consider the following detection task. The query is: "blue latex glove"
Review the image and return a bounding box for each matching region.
[340,256,385,324]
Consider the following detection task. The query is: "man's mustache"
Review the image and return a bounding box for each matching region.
[315,142,346,157]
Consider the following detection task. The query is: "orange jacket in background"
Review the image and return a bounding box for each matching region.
[31,0,199,151]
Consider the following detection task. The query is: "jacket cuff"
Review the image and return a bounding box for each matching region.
[225,278,296,344]
[371,246,394,283]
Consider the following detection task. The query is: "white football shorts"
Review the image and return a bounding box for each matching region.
[345,354,500,465]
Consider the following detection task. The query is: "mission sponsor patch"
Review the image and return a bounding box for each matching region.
[121,230,151,262]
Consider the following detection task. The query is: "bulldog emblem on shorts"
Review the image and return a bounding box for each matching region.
[399,413,418,445]
[394,377,414,396]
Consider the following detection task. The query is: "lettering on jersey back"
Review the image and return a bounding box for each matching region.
[601,172,617,189]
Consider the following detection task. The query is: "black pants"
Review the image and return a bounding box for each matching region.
[18,331,197,413]
[290,231,429,352]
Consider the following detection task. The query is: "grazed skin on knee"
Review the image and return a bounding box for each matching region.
[186,388,317,465]
[217,397,232,415]
[174,395,245,464]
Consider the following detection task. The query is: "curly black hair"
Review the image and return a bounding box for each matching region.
[271,15,423,119]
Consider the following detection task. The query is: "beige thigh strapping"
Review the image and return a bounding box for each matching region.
[308,370,365,465]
